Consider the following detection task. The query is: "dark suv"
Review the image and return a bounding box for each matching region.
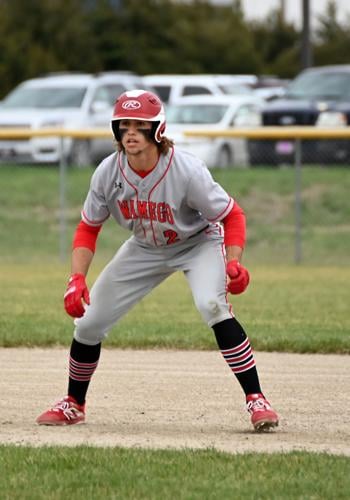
[248,65,350,165]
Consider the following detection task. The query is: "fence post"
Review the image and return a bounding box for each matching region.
[59,135,67,262]
[294,138,302,264]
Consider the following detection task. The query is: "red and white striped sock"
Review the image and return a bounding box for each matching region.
[213,318,262,395]
[220,337,256,374]
[67,339,101,405]
[69,356,99,382]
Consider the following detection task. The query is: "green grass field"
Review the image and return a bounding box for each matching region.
[1,164,349,498]
[1,447,349,500]
[1,164,350,265]
[1,263,349,353]
[1,164,349,352]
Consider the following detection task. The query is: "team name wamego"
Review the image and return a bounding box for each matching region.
[118,200,175,224]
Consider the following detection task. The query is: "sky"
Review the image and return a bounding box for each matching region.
[212,0,350,27]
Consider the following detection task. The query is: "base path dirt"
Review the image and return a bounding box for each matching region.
[1,348,349,456]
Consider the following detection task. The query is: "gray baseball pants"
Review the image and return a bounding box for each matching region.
[74,232,233,345]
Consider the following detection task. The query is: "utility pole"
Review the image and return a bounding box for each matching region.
[280,0,285,23]
[301,0,313,68]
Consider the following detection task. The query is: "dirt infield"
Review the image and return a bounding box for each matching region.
[1,348,349,456]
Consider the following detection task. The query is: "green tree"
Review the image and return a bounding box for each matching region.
[248,8,299,78]
[3,0,350,99]
[313,0,350,66]
[175,1,261,74]
[0,0,98,97]
[107,0,261,74]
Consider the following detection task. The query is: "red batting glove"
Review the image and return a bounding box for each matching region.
[226,259,250,295]
[64,273,90,318]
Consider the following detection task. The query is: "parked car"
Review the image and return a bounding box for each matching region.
[0,71,147,166]
[185,74,257,96]
[248,65,350,165]
[251,75,289,101]
[166,94,263,168]
[142,74,226,105]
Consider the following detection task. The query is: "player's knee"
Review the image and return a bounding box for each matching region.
[74,318,109,345]
[195,297,223,322]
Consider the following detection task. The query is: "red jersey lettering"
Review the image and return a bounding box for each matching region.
[137,201,149,219]
[129,200,138,219]
[157,202,167,223]
[165,204,174,224]
[117,199,175,225]
[118,200,131,219]
[148,202,157,221]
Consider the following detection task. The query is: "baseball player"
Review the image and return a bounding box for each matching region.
[37,89,279,431]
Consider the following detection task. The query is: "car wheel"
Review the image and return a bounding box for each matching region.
[68,140,92,167]
[216,145,232,168]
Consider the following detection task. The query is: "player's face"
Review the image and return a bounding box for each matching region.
[119,120,154,155]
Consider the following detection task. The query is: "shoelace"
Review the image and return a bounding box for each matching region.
[62,407,82,420]
[247,398,270,414]
[52,399,70,411]
[52,399,82,420]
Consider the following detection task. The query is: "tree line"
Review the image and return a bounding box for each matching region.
[0,0,348,98]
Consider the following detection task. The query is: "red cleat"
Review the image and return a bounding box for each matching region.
[36,396,85,426]
[246,393,279,432]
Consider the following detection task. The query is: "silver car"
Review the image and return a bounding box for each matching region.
[0,72,147,166]
[166,94,263,168]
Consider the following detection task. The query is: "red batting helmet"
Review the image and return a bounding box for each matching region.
[111,89,166,143]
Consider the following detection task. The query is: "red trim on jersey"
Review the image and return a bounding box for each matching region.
[204,224,222,237]
[128,155,159,178]
[131,168,150,178]
[222,201,246,248]
[207,197,234,223]
[119,151,139,189]
[148,147,175,246]
[220,233,234,318]
[72,221,102,253]
[118,153,147,239]
[81,210,109,226]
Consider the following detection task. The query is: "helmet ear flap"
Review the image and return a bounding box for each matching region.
[152,121,166,143]
[151,122,159,143]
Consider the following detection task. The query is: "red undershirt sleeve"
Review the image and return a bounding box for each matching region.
[222,201,246,248]
[72,220,102,253]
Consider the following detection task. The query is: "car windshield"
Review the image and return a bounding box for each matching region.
[167,104,228,124]
[219,84,252,95]
[1,86,88,109]
[286,71,350,100]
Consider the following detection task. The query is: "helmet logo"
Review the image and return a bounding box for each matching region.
[122,100,141,110]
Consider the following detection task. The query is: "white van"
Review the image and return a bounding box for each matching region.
[142,74,226,104]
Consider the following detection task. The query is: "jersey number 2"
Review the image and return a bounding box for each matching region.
[163,229,179,245]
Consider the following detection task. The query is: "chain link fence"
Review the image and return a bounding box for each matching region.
[0,126,349,265]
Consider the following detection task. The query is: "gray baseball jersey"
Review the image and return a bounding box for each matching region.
[74,146,235,345]
[81,147,234,247]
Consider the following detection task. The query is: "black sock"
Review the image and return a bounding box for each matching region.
[212,318,262,396]
[68,338,101,405]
